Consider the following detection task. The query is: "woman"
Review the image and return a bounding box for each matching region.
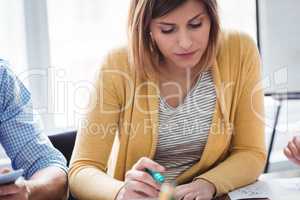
[69,0,266,199]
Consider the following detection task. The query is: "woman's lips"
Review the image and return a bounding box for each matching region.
[174,50,198,58]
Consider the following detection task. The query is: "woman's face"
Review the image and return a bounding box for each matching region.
[150,0,211,71]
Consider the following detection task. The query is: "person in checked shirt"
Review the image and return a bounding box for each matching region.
[0,59,68,200]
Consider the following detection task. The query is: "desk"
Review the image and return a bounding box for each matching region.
[215,169,300,200]
[259,169,300,180]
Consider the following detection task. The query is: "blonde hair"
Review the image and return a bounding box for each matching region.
[128,0,220,80]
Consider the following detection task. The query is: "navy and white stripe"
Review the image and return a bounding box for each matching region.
[154,71,216,183]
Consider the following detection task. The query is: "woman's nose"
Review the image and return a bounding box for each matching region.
[177,31,193,50]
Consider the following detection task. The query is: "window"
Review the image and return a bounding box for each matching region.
[47,0,130,131]
[218,0,257,42]
[0,0,28,78]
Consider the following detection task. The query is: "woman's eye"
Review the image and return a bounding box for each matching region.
[161,28,174,34]
[189,22,202,28]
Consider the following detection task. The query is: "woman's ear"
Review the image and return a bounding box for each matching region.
[150,32,155,42]
[149,31,157,52]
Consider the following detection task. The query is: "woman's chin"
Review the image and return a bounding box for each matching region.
[175,61,199,70]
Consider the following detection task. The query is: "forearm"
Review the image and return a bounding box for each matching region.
[27,166,68,200]
[196,150,266,196]
[69,167,124,200]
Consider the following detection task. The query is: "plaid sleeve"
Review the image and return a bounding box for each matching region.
[0,60,67,179]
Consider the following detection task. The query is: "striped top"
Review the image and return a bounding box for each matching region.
[154,70,216,183]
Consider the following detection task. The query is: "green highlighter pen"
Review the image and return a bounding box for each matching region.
[145,168,165,184]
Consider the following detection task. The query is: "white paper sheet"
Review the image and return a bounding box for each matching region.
[228,181,271,199]
[229,178,300,200]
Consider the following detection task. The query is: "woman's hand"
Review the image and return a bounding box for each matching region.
[174,179,216,200]
[116,157,165,200]
[284,136,300,166]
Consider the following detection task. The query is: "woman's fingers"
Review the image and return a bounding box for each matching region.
[133,157,165,172]
[284,137,300,166]
[117,157,165,200]
[125,170,161,191]
[284,147,293,158]
[195,196,211,200]
[288,141,299,158]
[174,184,189,200]
[181,192,212,200]
[284,147,300,165]
[176,187,212,200]
[292,136,300,159]
[183,193,195,200]
[120,189,146,200]
[126,180,160,197]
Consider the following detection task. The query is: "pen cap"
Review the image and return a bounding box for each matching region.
[145,168,165,184]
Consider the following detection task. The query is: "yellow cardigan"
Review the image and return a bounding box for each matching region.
[69,31,266,200]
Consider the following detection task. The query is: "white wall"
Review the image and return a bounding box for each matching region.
[258,0,300,93]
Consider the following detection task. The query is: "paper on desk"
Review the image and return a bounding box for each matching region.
[228,181,271,199]
[229,178,300,200]
[275,177,300,191]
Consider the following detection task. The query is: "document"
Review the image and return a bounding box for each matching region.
[229,178,300,200]
[228,181,270,199]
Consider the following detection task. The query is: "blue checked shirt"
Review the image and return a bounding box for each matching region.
[0,59,67,179]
